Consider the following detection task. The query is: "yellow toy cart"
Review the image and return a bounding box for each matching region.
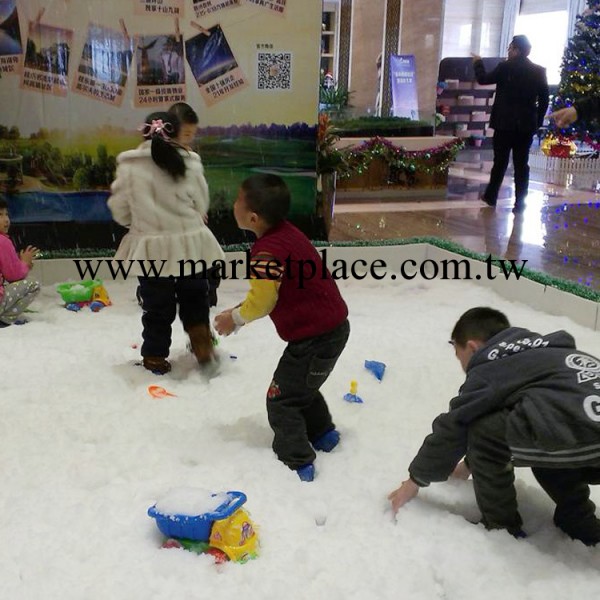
[148,491,259,564]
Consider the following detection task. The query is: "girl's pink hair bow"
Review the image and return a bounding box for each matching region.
[138,119,174,139]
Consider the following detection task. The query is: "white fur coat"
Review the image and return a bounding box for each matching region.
[108,142,225,278]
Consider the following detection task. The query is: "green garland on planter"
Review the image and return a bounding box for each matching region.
[38,237,600,303]
[339,137,465,178]
[38,248,117,259]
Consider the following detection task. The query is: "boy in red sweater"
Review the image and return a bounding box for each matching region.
[0,197,40,327]
[214,175,349,481]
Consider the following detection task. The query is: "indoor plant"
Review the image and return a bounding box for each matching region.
[316,112,348,235]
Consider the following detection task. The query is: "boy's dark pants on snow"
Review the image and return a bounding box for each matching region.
[138,276,210,358]
[532,466,600,546]
[467,410,600,544]
[467,410,522,533]
[267,319,350,470]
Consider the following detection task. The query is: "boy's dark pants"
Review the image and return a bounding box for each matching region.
[267,320,350,470]
[532,467,600,545]
[138,276,210,358]
[467,410,600,544]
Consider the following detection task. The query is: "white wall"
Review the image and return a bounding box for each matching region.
[441,0,505,58]
[37,244,600,331]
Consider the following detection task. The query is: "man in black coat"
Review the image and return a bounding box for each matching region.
[473,36,549,213]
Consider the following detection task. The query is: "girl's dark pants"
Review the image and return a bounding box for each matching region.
[138,276,209,358]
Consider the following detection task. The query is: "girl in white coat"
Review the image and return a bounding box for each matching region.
[108,111,225,374]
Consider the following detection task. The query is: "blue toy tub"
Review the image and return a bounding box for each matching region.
[148,491,247,541]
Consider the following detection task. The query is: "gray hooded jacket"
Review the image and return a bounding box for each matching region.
[409,327,600,486]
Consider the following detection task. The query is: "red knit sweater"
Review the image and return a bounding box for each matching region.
[251,221,348,341]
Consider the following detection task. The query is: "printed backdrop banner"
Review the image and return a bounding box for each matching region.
[72,24,132,107]
[0,0,22,75]
[0,0,322,250]
[244,0,287,17]
[134,0,185,17]
[0,0,319,133]
[185,24,248,107]
[22,22,73,97]
[191,0,240,19]
[134,32,187,107]
[390,54,419,120]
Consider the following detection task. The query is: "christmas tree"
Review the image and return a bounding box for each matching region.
[551,0,600,146]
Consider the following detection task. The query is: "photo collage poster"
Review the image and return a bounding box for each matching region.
[7,0,288,107]
[134,0,184,17]
[191,0,241,20]
[133,32,186,107]
[0,0,323,244]
[22,21,73,97]
[185,24,247,107]
[244,0,286,17]
[0,0,318,128]
[72,24,133,107]
[0,0,22,75]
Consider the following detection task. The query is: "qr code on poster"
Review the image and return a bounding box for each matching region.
[257,52,291,90]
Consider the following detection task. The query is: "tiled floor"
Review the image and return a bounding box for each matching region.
[329,149,600,291]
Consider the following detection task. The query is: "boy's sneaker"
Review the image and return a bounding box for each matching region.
[475,518,527,540]
[296,463,315,482]
[505,525,527,539]
[313,429,340,452]
[556,516,600,546]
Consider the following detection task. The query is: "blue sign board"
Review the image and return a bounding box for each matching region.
[390,54,419,119]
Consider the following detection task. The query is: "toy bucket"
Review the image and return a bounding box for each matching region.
[148,491,247,541]
[56,280,101,303]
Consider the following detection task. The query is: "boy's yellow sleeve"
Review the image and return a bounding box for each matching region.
[235,252,282,323]
[238,279,280,322]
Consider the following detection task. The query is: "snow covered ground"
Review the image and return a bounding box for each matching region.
[2,276,600,599]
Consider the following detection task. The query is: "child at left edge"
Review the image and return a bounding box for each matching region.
[0,196,41,327]
[214,174,350,482]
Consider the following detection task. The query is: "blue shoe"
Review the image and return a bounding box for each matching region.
[296,463,315,482]
[313,429,340,452]
[511,529,527,540]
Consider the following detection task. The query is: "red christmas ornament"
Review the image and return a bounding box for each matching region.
[549,140,574,158]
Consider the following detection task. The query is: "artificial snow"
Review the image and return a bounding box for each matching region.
[2,275,600,599]
[153,488,230,517]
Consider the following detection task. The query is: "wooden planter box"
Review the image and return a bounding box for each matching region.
[335,126,434,137]
[335,136,456,196]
